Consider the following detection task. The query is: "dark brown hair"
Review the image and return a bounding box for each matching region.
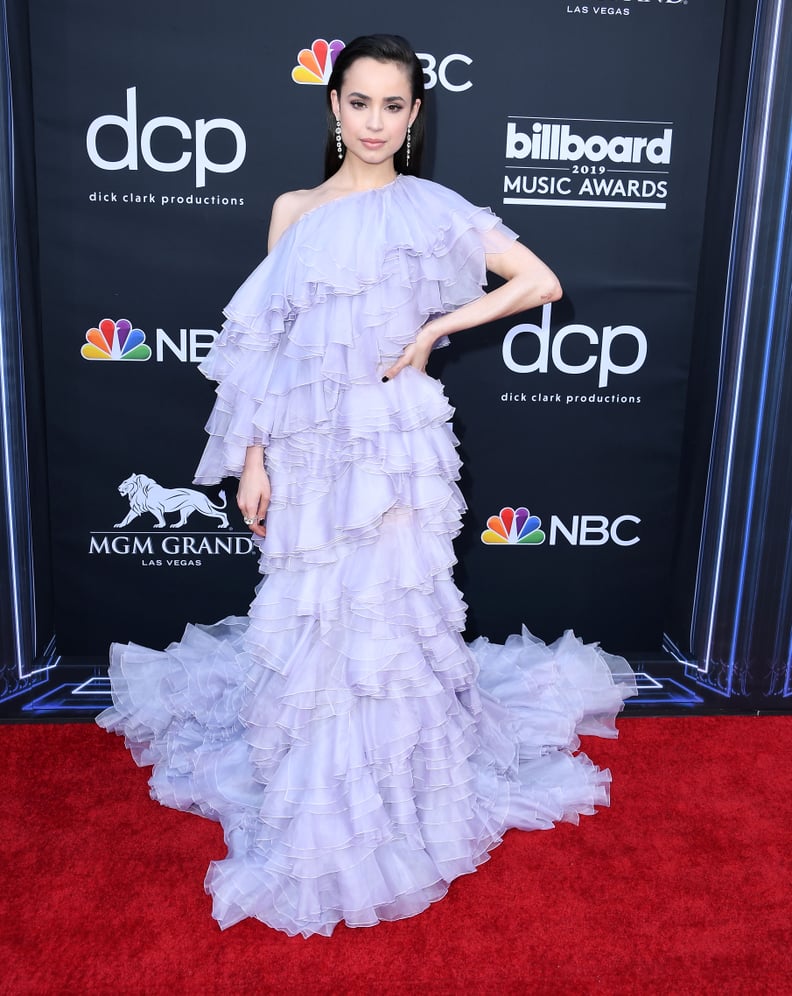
[324,34,426,180]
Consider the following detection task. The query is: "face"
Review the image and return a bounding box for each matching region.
[331,57,420,167]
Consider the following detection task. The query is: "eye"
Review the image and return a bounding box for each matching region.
[387,104,405,113]
[350,100,366,109]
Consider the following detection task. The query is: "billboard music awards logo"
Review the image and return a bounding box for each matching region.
[89,473,256,568]
[86,86,247,209]
[481,506,640,547]
[503,117,673,209]
[291,38,473,92]
[80,318,218,364]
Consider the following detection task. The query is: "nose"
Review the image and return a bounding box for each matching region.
[366,107,384,132]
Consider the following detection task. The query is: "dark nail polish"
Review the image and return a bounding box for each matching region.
[381,376,389,382]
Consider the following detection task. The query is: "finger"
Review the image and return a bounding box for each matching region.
[382,357,408,381]
[240,492,268,518]
[242,515,266,534]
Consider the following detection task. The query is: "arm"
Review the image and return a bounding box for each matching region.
[237,444,270,537]
[382,240,562,380]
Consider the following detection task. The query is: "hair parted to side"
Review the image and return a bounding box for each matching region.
[324,34,426,180]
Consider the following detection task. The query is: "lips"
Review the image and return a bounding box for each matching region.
[361,139,386,148]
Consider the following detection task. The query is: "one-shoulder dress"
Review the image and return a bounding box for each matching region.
[97,174,637,938]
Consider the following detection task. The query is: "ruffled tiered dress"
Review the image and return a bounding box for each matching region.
[97,175,637,938]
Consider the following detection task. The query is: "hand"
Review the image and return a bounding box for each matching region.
[382,326,438,381]
[237,463,271,538]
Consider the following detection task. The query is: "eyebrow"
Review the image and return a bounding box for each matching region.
[347,92,407,102]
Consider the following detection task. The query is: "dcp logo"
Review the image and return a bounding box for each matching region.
[502,303,647,388]
[86,87,246,188]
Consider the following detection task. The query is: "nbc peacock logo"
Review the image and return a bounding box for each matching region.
[291,39,345,84]
[481,506,546,545]
[81,318,151,361]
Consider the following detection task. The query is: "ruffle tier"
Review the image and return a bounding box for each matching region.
[193,176,519,486]
[98,502,636,937]
[98,175,637,937]
[98,626,634,936]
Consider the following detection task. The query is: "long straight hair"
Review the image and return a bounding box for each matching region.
[324,35,426,180]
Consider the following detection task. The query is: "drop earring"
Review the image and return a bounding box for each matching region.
[335,119,343,160]
[405,126,411,168]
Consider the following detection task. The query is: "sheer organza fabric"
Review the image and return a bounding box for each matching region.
[98,176,637,937]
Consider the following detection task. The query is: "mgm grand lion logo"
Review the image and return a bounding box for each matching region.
[114,473,230,529]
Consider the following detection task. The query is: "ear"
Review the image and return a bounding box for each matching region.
[330,89,340,119]
[408,98,421,128]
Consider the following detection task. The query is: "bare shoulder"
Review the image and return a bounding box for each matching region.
[267,185,333,251]
[267,190,308,250]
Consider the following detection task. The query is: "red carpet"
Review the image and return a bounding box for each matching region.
[1,716,790,994]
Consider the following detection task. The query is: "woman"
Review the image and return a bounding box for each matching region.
[98,34,636,938]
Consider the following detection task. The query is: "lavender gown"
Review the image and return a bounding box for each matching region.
[97,175,637,938]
